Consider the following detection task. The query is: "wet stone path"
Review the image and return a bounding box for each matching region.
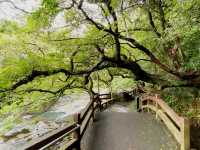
[83,103,179,150]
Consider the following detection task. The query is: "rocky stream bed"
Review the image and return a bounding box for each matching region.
[0,91,90,150]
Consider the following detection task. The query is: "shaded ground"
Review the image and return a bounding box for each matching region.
[83,111,179,150]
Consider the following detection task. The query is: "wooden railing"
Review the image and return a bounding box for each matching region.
[98,93,114,110]
[137,94,190,150]
[23,93,114,150]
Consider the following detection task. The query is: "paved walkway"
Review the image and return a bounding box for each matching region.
[83,112,179,150]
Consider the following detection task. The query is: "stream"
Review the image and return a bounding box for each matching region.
[0,91,90,150]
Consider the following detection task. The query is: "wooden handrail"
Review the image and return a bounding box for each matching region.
[39,125,80,150]
[138,94,190,150]
[141,95,181,127]
[24,93,114,150]
[80,108,93,138]
[23,123,78,150]
[98,93,111,99]
[80,100,94,122]
[99,93,111,97]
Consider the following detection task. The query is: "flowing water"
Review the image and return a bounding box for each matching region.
[0,91,90,150]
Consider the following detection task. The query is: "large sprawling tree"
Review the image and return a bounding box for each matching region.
[0,0,200,109]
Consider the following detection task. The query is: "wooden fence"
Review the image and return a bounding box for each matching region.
[137,94,190,150]
[23,93,113,150]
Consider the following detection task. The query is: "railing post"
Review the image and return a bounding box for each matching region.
[147,100,150,112]
[110,84,112,100]
[92,99,95,121]
[74,113,81,150]
[96,94,101,112]
[99,97,102,112]
[155,94,158,119]
[181,118,190,150]
[136,97,142,112]
[136,97,139,111]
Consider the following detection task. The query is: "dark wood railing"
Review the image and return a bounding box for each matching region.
[137,94,190,150]
[23,93,114,150]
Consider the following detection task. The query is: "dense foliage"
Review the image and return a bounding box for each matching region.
[0,0,200,117]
